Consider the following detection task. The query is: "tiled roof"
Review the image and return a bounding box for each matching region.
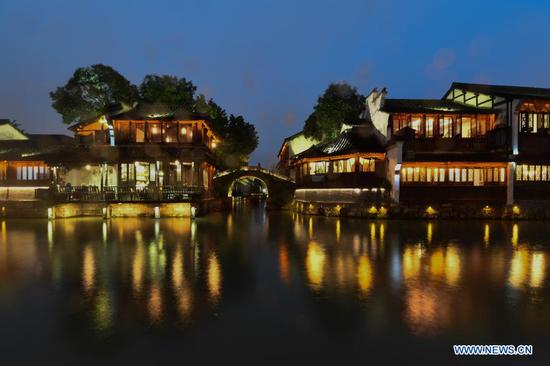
[382,99,494,114]
[448,82,550,100]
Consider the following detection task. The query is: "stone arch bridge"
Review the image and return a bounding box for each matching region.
[213,166,295,208]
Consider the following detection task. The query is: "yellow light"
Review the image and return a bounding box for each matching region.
[530,252,546,288]
[512,205,520,215]
[306,241,326,291]
[484,224,490,247]
[357,255,373,297]
[208,253,222,302]
[368,206,378,214]
[509,248,528,289]
[512,224,519,247]
[445,246,461,285]
[427,223,433,244]
[426,206,437,216]
[85,164,91,170]
[212,141,217,148]
[335,219,341,242]
[83,246,95,294]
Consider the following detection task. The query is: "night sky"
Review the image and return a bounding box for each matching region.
[1,0,550,166]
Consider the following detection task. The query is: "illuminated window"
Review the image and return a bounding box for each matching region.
[0,162,7,180]
[426,117,434,137]
[440,117,453,137]
[15,163,49,181]
[411,117,421,134]
[309,161,328,175]
[359,158,375,172]
[461,117,471,138]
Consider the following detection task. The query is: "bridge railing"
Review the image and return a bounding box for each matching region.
[214,166,295,182]
[51,185,204,202]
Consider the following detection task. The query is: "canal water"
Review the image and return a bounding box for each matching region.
[0,200,549,365]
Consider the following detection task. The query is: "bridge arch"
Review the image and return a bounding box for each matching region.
[213,167,295,208]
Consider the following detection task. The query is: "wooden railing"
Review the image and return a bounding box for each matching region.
[52,185,203,202]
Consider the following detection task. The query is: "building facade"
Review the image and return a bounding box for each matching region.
[0,105,221,217]
[279,82,550,213]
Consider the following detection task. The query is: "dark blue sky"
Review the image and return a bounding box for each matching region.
[2,0,550,166]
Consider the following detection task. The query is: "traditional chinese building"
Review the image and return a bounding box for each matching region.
[280,81,550,216]
[0,104,221,217]
[286,123,390,208]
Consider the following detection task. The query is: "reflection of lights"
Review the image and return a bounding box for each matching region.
[335,219,340,242]
[405,287,443,335]
[172,247,193,318]
[512,224,519,247]
[132,241,144,294]
[445,246,461,285]
[484,224,490,247]
[509,248,528,289]
[427,223,433,244]
[357,255,373,297]
[430,249,444,278]
[148,286,162,323]
[47,221,53,249]
[95,288,112,332]
[379,223,385,242]
[1,221,5,243]
[306,241,326,291]
[83,246,95,294]
[530,252,546,289]
[370,223,376,243]
[102,222,108,243]
[208,253,222,302]
[308,217,313,239]
[403,246,422,280]
[279,245,290,284]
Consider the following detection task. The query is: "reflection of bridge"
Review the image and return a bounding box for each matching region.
[213,166,295,208]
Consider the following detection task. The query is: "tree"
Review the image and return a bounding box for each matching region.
[139,74,196,111]
[50,64,138,124]
[303,82,365,141]
[195,94,258,169]
[194,94,227,135]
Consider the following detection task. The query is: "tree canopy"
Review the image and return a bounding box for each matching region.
[50,65,258,168]
[139,74,196,112]
[50,64,138,124]
[303,82,365,141]
[194,94,258,169]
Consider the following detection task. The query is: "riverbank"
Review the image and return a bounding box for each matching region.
[292,199,550,220]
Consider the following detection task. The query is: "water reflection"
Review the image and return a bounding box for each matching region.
[0,211,549,355]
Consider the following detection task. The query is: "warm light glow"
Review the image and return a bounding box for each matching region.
[484,224,490,247]
[335,219,341,242]
[357,255,373,297]
[82,246,95,294]
[512,224,519,247]
[509,248,528,289]
[94,288,112,333]
[530,252,546,288]
[430,249,445,278]
[512,205,521,215]
[368,206,378,214]
[306,241,326,291]
[208,253,222,302]
[279,245,290,284]
[308,217,313,239]
[148,285,162,323]
[445,246,461,285]
[403,246,422,281]
[426,206,437,216]
[427,223,433,244]
[132,238,144,294]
